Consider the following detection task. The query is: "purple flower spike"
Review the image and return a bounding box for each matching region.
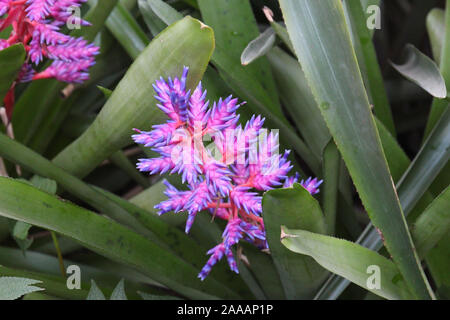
[134,67,324,281]
[26,0,54,21]
[300,177,323,195]
[198,243,226,280]
[0,0,98,91]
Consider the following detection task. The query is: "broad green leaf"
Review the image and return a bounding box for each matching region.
[52,16,214,179]
[279,0,433,299]
[0,277,44,300]
[11,176,57,252]
[241,28,276,66]
[0,177,237,299]
[110,279,128,300]
[412,187,450,257]
[86,280,106,300]
[391,44,447,98]
[262,183,328,299]
[0,44,26,102]
[344,0,395,135]
[281,227,414,300]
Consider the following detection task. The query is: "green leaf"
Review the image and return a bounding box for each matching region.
[52,16,214,179]
[261,7,295,54]
[12,221,33,252]
[280,227,414,300]
[279,0,433,299]
[391,44,447,98]
[426,8,445,64]
[0,44,26,102]
[241,28,276,66]
[426,237,450,299]
[412,187,450,258]
[110,279,128,300]
[198,0,283,118]
[344,0,395,135]
[86,280,106,300]
[30,176,58,194]
[266,47,331,159]
[262,183,328,299]
[0,277,44,300]
[322,141,340,235]
[396,107,450,214]
[0,177,237,299]
[80,0,120,42]
[97,86,113,99]
[105,2,150,59]
[138,0,167,36]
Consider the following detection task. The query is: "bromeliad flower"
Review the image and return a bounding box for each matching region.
[133,67,323,280]
[0,0,98,119]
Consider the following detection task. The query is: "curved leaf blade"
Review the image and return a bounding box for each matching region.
[241,28,276,66]
[392,44,447,98]
[262,183,328,299]
[281,227,414,300]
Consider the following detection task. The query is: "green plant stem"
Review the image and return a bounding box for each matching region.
[50,232,66,278]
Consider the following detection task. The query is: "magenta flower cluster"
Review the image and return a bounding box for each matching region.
[133,67,322,280]
[0,0,98,84]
